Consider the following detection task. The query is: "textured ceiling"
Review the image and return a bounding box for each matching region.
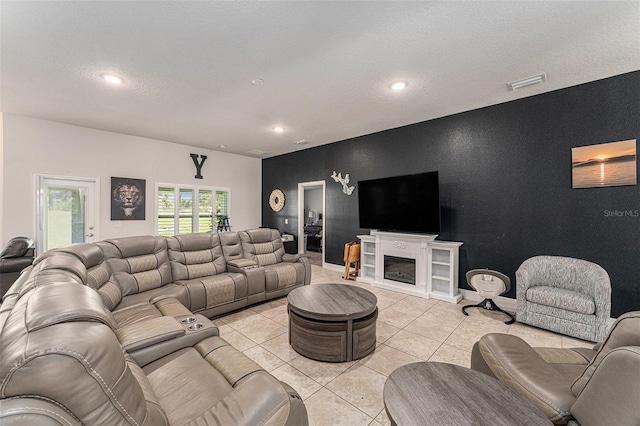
[1,1,639,158]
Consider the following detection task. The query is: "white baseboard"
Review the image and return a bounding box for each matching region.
[320,264,517,311]
[322,262,344,273]
[459,289,517,312]
[314,267,618,327]
[321,265,513,307]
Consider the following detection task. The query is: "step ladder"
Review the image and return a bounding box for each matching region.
[216,215,231,232]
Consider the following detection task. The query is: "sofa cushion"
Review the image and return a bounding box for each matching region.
[0,257,34,274]
[526,286,596,315]
[115,282,189,310]
[265,262,305,292]
[0,237,33,259]
[112,297,192,327]
[32,251,88,283]
[99,236,172,296]
[167,233,227,280]
[175,272,248,313]
[143,336,300,426]
[239,228,286,266]
[220,231,244,261]
[46,243,123,311]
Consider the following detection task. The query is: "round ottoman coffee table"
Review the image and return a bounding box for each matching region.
[287,284,378,362]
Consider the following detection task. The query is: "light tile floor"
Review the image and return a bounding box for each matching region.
[214,265,593,426]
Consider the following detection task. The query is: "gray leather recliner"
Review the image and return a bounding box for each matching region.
[471,311,640,425]
[0,237,35,296]
[239,228,311,299]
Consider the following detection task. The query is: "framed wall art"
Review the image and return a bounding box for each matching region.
[111,177,146,220]
[571,139,636,189]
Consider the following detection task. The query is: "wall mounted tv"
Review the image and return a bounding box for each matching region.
[358,171,441,234]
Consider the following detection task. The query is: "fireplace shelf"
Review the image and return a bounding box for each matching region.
[357,231,462,303]
[359,238,377,281]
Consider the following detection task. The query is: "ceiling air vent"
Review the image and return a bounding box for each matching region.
[295,139,310,145]
[246,149,268,157]
[507,73,547,90]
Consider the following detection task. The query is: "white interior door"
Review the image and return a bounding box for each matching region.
[36,176,99,254]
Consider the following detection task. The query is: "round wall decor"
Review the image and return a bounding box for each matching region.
[269,189,285,212]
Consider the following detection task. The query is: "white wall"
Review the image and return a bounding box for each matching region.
[0,112,4,245]
[304,187,323,222]
[2,114,261,245]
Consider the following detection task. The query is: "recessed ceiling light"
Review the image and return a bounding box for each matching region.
[251,78,264,86]
[295,139,310,145]
[101,74,123,85]
[219,144,227,149]
[273,126,285,133]
[390,81,407,91]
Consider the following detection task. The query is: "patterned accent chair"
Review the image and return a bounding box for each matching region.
[239,228,311,300]
[516,255,611,342]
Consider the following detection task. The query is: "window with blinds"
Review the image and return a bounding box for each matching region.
[215,189,230,231]
[157,187,176,237]
[198,189,214,232]
[156,184,230,236]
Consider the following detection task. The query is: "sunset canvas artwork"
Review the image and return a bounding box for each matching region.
[572,139,636,188]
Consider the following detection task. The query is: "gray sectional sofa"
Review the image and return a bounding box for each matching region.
[0,228,310,425]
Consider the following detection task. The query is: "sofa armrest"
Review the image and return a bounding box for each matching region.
[227,262,266,297]
[0,398,83,425]
[571,346,640,426]
[283,253,304,262]
[472,333,575,424]
[126,314,220,367]
[115,316,185,352]
[227,258,259,269]
[0,257,34,274]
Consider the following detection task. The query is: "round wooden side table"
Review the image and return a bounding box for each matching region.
[384,362,552,425]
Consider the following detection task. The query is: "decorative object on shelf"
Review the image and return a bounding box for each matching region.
[269,189,285,212]
[331,171,355,195]
[571,139,636,188]
[111,177,145,220]
[190,153,208,179]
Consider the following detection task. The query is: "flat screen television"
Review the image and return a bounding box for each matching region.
[358,171,440,234]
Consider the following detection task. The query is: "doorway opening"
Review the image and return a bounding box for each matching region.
[35,175,99,255]
[297,181,325,266]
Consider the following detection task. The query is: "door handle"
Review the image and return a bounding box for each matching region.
[86,233,94,237]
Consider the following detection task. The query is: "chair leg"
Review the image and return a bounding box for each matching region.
[462,299,515,325]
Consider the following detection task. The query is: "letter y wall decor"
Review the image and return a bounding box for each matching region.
[191,153,208,179]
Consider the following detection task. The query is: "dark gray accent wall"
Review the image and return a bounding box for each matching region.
[262,71,640,317]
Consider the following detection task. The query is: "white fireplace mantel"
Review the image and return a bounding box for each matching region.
[357,231,463,303]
